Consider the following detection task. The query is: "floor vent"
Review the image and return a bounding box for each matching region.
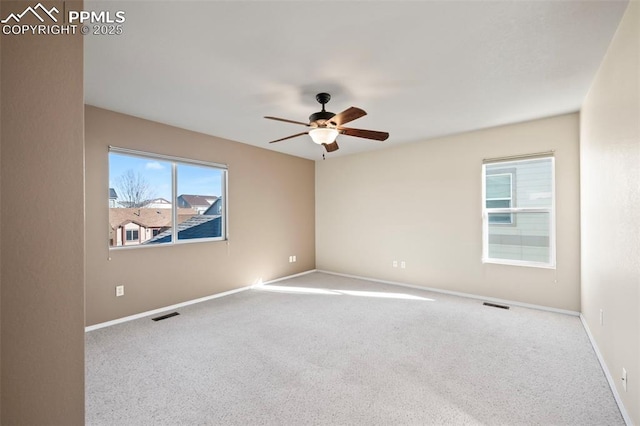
[152,312,180,321]
[483,302,510,310]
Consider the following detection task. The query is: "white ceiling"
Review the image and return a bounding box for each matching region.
[85,0,628,161]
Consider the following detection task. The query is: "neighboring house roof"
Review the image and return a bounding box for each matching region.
[144,198,172,209]
[145,215,222,244]
[117,198,171,208]
[109,188,118,199]
[177,194,218,208]
[117,201,139,208]
[108,208,196,230]
[146,197,171,205]
[203,198,223,215]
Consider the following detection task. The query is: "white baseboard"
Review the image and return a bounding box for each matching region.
[85,269,317,332]
[579,315,632,426]
[251,269,317,287]
[316,269,580,316]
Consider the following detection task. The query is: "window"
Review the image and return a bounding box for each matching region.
[125,229,139,241]
[482,156,555,268]
[108,147,227,248]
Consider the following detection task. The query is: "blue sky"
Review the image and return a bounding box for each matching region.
[109,153,223,201]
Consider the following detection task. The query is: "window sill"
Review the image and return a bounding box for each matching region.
[109,237,228,251]
[482,258,556,269]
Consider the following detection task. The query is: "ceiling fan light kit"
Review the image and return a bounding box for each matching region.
[309,128,339,144]
[265,92,389,155]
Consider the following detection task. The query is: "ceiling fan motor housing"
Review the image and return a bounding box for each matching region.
[309,110,335,125]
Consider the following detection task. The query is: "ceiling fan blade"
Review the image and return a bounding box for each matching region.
[339,127,389,141]
[327,107,366,126]
[268,132,308,144]
[264,116,310,127]
[322,141,339,152]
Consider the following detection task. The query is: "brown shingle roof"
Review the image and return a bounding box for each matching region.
[109,208,197,230]
[178,194,217,208]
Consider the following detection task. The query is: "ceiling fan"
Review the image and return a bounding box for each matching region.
[265,93,389,153]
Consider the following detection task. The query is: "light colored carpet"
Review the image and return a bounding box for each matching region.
[86,272,623,425]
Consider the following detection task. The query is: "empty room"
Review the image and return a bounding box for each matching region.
[1,0,638,425]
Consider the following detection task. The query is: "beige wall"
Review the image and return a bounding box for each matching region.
[317,113,581,311]
[580,1,639,423]
[0,1,85,423]
[85,106,315,326]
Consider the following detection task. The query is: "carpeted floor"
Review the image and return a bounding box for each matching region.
[86,272,624,425]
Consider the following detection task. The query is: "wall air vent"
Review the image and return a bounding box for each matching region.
[152,312,180,321]
[483,302,510,310]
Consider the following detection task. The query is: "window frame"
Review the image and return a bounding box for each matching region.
[108,146,228,250]
[481,156,556,269]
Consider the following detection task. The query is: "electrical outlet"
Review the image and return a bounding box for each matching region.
[622,368,627,392]
[115,285,124,297]
[292,255,296,262]
[600,309,604,326]
[392,260,398,268]
[400,261,406,269]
